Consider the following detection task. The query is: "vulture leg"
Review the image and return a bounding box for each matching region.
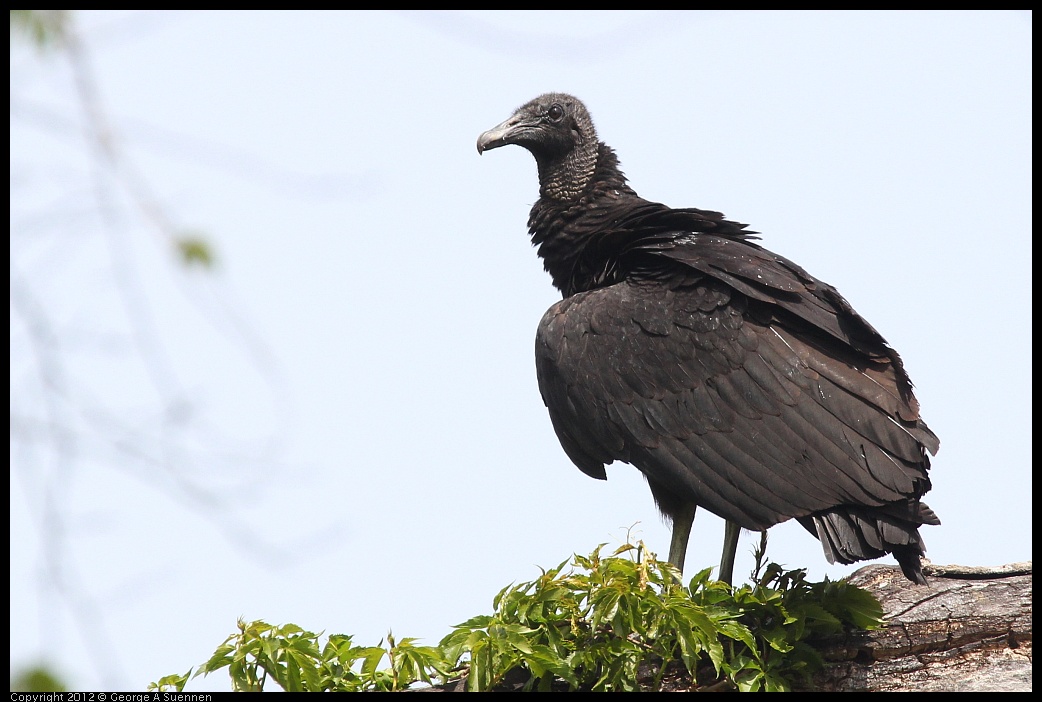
[719,520,742,585]
[667,502,697,573]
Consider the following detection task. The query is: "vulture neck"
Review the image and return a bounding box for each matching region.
[536,133,601,202]
[528,143,641,297]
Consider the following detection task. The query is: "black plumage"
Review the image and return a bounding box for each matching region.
[477,93,939,585]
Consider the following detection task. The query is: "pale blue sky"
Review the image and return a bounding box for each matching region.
[10,10,1031,691]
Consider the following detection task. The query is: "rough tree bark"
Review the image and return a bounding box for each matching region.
[808,561,1032,692]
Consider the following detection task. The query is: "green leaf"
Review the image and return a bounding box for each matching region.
[175,233,215,269]
[146,669,190,693]
[822,580,885,629]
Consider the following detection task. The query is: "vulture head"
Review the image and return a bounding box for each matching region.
[477,92,601,201]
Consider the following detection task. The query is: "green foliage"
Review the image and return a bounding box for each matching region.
[148,620,452,693]
[10,664,68,693]
[10,10,69,51]
[152,542,882,692]
[439,542,881,692]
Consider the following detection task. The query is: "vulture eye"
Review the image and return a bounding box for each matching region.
[547,104,565,122]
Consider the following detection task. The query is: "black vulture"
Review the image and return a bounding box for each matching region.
[476,93,939,585]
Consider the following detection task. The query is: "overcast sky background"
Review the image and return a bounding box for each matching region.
[10,10,1031,692]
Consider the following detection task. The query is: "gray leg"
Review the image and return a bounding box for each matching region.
[719,520,741,585]
[668,502,697,573]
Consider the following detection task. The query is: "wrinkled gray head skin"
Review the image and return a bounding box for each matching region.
[477,93,601,201]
